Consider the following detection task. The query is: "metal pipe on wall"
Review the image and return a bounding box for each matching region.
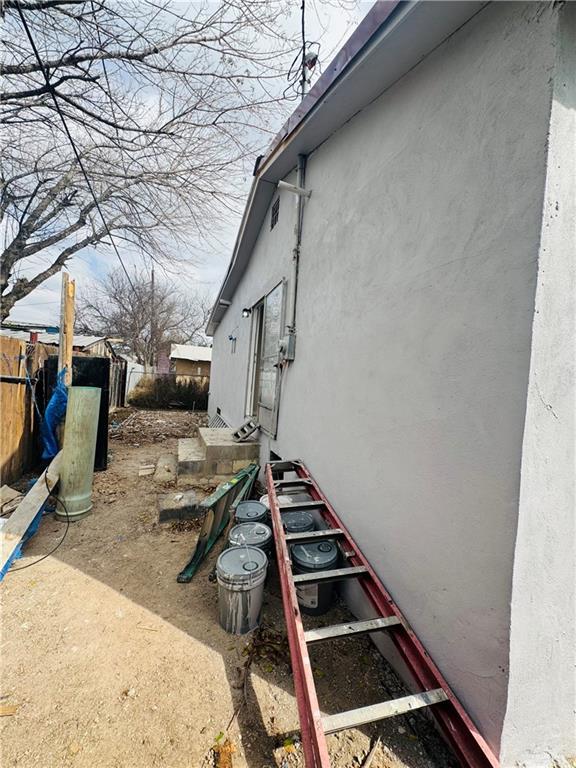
[285,153,308,361]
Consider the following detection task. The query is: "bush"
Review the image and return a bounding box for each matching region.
[128,374,209,410]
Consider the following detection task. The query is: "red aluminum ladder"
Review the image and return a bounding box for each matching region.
[265,460,499,768]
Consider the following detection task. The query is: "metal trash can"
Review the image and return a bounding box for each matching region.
[228,522,273,557]
[234,500,268,525]
[282,510,315,534]
[216,546,268,634]
[291,541,338,615]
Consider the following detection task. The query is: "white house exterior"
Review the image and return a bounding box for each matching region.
[206,3,575,765]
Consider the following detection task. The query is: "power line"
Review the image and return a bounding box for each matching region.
[15,1,138,296]
[300,0,306,99]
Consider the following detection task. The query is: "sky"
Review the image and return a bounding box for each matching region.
[5,1,373,327]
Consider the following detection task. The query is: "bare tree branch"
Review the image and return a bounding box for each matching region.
[1,0,301,319]
[76,268,211,367]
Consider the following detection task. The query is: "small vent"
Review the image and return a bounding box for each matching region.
[271,197,280,229]
[209,413,229,428]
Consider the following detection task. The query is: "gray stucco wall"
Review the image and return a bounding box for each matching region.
[209,3,558,757]
[208,169,297,427]
[501,4,576,765]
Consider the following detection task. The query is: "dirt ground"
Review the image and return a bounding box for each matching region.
[1,409,456,768]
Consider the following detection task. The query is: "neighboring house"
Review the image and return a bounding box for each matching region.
[170,344,212,379]
[206,3,575,767]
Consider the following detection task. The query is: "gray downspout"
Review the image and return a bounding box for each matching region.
[285,153,307,360]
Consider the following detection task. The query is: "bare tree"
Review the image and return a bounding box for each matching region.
[0,0,299,319]
[77,268,211,369]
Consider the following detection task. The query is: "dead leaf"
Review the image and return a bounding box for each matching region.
[214,738,235,768]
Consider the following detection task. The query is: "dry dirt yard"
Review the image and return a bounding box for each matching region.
[1,409,457,768]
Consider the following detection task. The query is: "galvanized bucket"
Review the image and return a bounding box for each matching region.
[234,500,268,525]
[228,522,273,557]
[291,540,338,616]
[282,510,315,534]
[216,546,268,634]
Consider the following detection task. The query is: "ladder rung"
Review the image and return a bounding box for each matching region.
[304,616,401,644]
[269,460,302,472]
[321,689,449,734]
[274,479,313,489]
[285,528,343,545]
[279,500,326,511]
[293,566,368,585]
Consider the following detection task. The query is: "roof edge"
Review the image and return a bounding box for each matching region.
[206,0,484,335]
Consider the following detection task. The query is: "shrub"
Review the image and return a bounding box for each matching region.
[128,374,209,410]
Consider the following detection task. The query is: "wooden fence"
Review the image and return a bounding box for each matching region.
[0,336,52,485]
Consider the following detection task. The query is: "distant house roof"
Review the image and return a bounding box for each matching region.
[206,0,483,335]
[170,344,212,363]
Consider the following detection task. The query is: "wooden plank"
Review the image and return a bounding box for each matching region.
[0,485,21,515]
[0,335,30,484]
[322,690,449,734]
[293,565,368,585]
[304,616,401,644]
[0,452,62,577]
[58,272,75,386]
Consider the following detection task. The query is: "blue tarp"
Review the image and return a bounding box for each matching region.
[40,369,68,460]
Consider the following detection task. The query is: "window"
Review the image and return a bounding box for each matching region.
[270,197,280,230]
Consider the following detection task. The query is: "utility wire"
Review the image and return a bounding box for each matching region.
[300,0,306,99]
[15,1,138,296]
[5,473,70,573]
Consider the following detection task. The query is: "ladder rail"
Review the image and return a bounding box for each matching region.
[266,461,499,768]
[267,470,331,768]
[291,461,498,768]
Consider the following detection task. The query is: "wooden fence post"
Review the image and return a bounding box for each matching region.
[58,272,76,385]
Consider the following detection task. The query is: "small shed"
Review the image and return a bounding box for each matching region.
[170,344,212,380]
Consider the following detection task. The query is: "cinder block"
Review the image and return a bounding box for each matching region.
[216,460,233,474]
[232,459,252,473]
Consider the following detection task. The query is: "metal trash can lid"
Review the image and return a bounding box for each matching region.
[229,522,272,548]
[291,540,338,570]
[235,500,268,523]
[282,510,314,533]
[216,546,268,585]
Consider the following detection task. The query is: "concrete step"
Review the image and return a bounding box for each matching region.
[177,435,257,478]
[178,438,206,475]
[199,428,259,462]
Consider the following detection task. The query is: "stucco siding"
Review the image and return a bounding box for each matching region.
[210,2,558,756]
[209,170,297,426]
[501,3,576,764]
